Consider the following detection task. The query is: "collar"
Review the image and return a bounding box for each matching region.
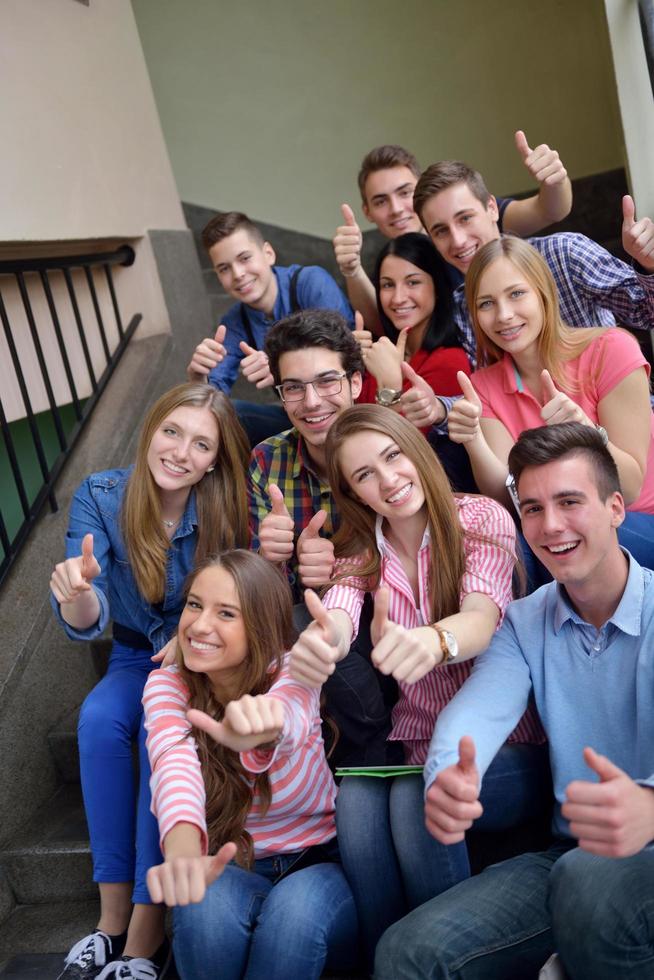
[374,514,431,558]
[174,491,199,539]
[553,550,644,636]
[291,430,330,490]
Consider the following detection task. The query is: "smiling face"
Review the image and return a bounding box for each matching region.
[146,405,218,499]
[178,564,249,694]
[208,228,277,312]
[421,182,499,273]
[518,454,625,592]
[474,256,544,361]
[278,347,362,455]
[362,166,424,238]
[378,254,436,335]
[338,429,426,527]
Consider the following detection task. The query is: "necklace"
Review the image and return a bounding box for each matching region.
[162,518,177,528]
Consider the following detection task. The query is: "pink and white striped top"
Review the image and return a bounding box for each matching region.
[143,659,337,858]
[323,495,545,763]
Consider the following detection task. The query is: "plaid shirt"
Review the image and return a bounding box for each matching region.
[436,231,654,423]
[248,428,337,600]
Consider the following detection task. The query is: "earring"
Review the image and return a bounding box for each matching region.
[206,465,215,473]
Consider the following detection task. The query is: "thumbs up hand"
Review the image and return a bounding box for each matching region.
[189,694,286,753]
[424,736,483,843]
[290,589,349,687]
[187,325,228,382]
[50,533,101,605]
[239,341,274,388]
[622,195,654,272]
[333,203,363,278]
[447,372,483,444]
[515,130,568,187]
[146,841,237,908]
[364,333,405,391]
[562,746,654,857]
[539,370,592,427]
[371,588,440,685]
[399,361,446,427]
[258,484,294,563]
[297,510,335,588]
[352,309,373,354]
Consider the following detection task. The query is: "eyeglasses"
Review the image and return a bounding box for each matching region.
[275,372,349,403]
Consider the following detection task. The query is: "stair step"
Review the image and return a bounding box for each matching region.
[47,709,80,785]
[0,900,99,974]
[1,786,93,905]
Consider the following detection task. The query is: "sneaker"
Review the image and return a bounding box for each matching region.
[56,930,127,979]
[96,938,172,980]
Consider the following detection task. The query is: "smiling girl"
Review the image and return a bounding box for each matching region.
[448,237,654,566]
[49,384,249,979]
[143,550,357,980]
[290,405,548,965]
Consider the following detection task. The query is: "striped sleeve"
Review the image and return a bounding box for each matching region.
[457,496,517,625]
[143,667,208,854]
[321,556,370,639]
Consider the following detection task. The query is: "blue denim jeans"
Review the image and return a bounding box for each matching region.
[78,641,162,904]
[172,850,358,980]
[232,399,289,448]
[337,742,551,968]
[374,842,654,979]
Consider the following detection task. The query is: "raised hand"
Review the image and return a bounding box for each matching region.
[622,195,654,273]
[515,130,568,187]
[371,587,439,685]
[258,484,294,564]
[50,533,101,604]
[289,589,346,687]
[363,329,408,389]
[540,369,592,427]
[187,324,227,382]
[399,361,445,427]
[352,309,373,354]
[333,203,363,278]
[562,747,654,858]
[188,694,286,753]
[447,371,483,444]
[424,736,483,843]
[147,841,237,907]
[151,634,178,666]
[239,341,274,388]
[297,510,335,588]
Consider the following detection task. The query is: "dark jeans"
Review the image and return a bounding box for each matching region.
[427,433,478,494]
[232,398,290,448]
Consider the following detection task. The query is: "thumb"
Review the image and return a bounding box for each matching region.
[302,510,327,539]
[354,310,364,331]
[401,360,426,389]
[540,369,558,405]
[268,484,291,518]
[239,340,256,356]
[81,533,95,577]
[396,327,410,360]
[341,203,357,227]
[304,588,331,630]
[372,587,390,637]
[514,129,531,161]
[583,746,624,783]
[187,708,225,744]
[207,842,237,884]
[214,323,227,345]
[622,194,636,230]
[457,736,478,777]
[458,370,481,407]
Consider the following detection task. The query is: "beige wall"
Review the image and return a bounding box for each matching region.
[132,0,625,239]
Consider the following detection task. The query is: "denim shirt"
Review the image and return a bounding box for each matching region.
[51,467,198,653]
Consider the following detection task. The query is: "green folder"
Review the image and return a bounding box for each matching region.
[335,765,424,778]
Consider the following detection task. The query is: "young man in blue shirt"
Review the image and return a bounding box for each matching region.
[376,422,654,980]
[187,211,353,445]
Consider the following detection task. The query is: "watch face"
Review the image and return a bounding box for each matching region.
[378,388,400,406]
[443,630,458,658]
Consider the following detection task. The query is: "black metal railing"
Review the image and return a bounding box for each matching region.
[0,244,142,586]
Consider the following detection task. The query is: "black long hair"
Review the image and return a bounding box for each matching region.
[373,233,459,353]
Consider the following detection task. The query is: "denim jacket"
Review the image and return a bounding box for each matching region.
[51,467,198,653]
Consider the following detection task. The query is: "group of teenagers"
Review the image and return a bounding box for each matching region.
[49,134,654,980]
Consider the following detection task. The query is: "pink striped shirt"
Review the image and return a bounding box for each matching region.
[323,495,545,763]
[143,659,337,858]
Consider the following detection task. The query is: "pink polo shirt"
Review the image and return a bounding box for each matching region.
[471,328,654,514]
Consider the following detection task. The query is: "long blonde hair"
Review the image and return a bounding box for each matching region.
[177,550,297,867]
[326,405,466,620]
[122,383,250,603]
[465,237,606,391]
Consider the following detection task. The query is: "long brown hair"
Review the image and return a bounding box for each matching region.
[122,383,250,603]
[326,405,466,621]
[177,550,297,867]
[465,237,606,390]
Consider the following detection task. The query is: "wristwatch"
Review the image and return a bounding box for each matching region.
[431,626,459,665]
[375,387,402,407]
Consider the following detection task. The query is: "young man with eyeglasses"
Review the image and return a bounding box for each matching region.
[249,308,400,766]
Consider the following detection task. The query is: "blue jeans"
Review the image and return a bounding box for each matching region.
[232,399,289,448]
[337,742,551,968]
[374,842,654,979]
[619,511,654,570]
[78,641,162,904]
[173,851,358,980]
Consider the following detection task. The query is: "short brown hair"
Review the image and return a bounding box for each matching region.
[413,162,491,222]
[201,211,265,253]
[358,145,421,202]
